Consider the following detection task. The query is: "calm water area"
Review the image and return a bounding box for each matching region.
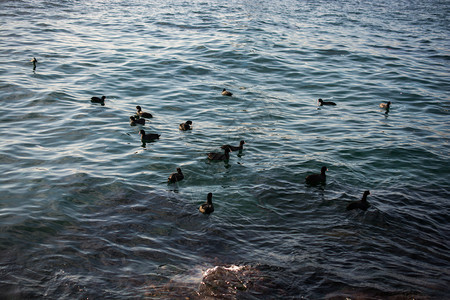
[0,0,449,298]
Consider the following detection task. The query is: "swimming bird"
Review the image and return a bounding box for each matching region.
[318,98,336,106]
[379,101,391,110]
[199,193,214,214]
[179,120,193,131]
[221,140,245,152]
[31,57,37,70]
[207,147,231,161]
[346,190,371,211]
[168,167,184,183]
[130,116,145,126]
[139,129,160,142]
[305,166,328,185]
[136,106,153,118]
[91,95,106,105]
[222,88,233,96]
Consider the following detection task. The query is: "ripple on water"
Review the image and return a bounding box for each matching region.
[0,0,449,299]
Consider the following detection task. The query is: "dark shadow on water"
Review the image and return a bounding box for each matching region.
[141,140,158,148]
[205,159,231,169]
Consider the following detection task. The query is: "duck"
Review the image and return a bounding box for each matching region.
[379,101,391,110]
[305,166,328,185]
[130,116,145,126]
[136,106,153,118]
[199,193,214,214]
[168,167,184,183]
[346,190,371,211]
[318,98,336,106]
[179,120,193,131]
[91,95,106,105]
[139,129,160,142]
[222,88,233,96]
[31,57,37,70]
[207,147,231,161]
[221,140,245,152]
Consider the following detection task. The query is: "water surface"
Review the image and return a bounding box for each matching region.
[0,0,449,298]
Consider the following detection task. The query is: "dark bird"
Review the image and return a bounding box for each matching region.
[221,140,246,152]
[91,95,106,105]
[130,116,145,126]
[179,120,193,131]
[168,167,184,183]
[305,166,328,185]
[318,98,336,106]
[346,190,371,211]
[379,101,391,110]
[199,193,214,214]
[222,88,233,96]
[139,129,160,142]
[207,147,231,161]
[136,106,153,118]
[31,57,37,70]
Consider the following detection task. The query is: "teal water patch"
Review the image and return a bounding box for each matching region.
[0,0,449,298]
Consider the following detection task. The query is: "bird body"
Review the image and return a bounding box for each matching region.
[136,106,153,118]
[318,98,336,106]
[380,101,391,110]
[222,88,233,96]
[130,116,145,126]
[31,57,37,70]
[139,129,160,141]
[179,120,193,131]
[221,140,245,152]
[346,191,371,211]
[208,147,231,161]
[199,193,214,214]
[91,95,106,105]
[168,168,184,183]
[305,166,328,185]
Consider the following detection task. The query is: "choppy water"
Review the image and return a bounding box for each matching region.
[1,0,449,298]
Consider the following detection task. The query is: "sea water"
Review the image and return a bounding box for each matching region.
[0,0,449,298]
